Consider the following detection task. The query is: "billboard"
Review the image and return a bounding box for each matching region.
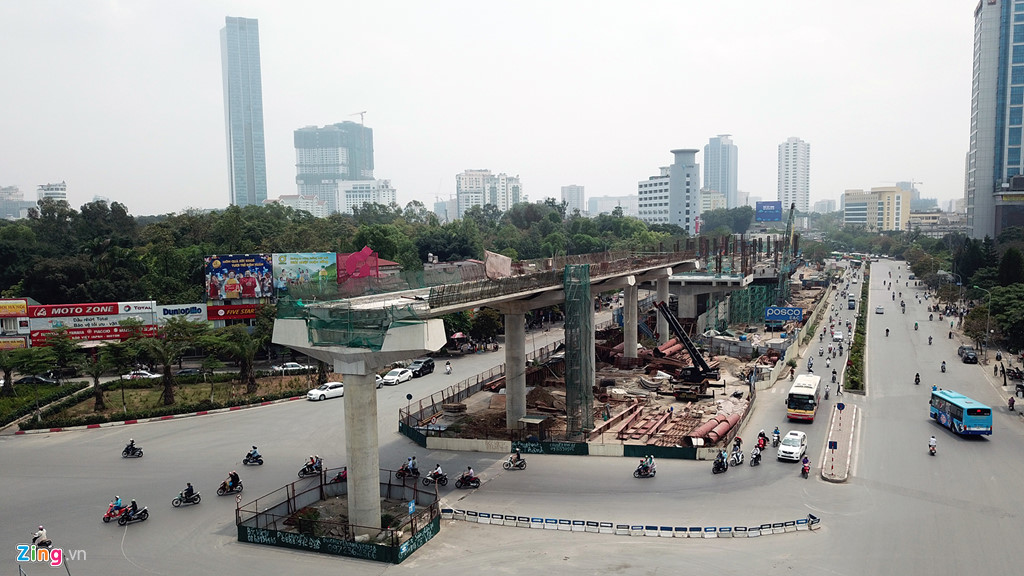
[0,298,28,317]
[755,201,783,222]
[157,303,208,324]
[272,253,337,295]
[764,306,803,322]
[208,304,261,321]
[28,301,158,345]
[205,254,273,302]
[0,336,27,350]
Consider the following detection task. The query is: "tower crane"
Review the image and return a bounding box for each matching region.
[350,111,367,126]
[777,203,796,306]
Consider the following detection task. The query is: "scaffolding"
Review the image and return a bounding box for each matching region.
[563,264,594,440]
[728,284,778,325]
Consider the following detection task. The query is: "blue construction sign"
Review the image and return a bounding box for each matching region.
[828,441,838,450]
[764,306,803,322]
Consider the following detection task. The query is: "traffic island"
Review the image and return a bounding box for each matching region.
[235,467,442,564]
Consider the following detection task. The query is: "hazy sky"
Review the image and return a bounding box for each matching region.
[0,1,973,216]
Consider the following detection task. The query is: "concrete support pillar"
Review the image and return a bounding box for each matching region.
[341,372,380,537]
[504,312,527,430]
[656,276,670,345]
[624,278,638,359]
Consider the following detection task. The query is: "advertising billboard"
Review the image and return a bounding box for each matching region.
[205,254,273,302]
[207,304,261,320]
[764,306,804,322]
[272,252,337,295]
[157,303,208,324]
[755,201,783,222]
[28,301,158,345]
[0,298,28,317]
[0,336,27,350]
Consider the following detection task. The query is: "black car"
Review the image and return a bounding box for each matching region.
[175,368,211,377]
[45,366,80,380]
[962,351,979,364]
[957,345,976,358]
[407,358,435,377]
[14,375,58,385]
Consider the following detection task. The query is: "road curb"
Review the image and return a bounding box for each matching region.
[9,395,306,436]
[820,403,857,483]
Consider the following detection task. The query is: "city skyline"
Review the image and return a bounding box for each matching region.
[0,2,971,216]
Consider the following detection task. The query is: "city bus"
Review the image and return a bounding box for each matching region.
[787,374,822,421]
[929,389,993,435]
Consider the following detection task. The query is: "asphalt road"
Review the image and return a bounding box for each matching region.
[3,274,1023,575]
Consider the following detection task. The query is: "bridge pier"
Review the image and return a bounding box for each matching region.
[623,277,638,359]
[339,370,381,537]
[656,276,669,345]
[503,311,527,430]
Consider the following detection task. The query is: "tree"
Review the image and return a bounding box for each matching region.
[469,308,503,342]
[44,329,84,384]
[0,348,20,397]
[997,247,1024,287]
[104,340,139,413]
[206,325,264,395]
[81,354,111,411]
[990,283,1024,351]
[140,317,209,405]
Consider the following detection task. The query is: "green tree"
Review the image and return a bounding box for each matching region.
[81,354,111,411]
[991,283,1024,351]
[469,308,503,342]
[140,317,209,405]
[205,325,264,395]
[44,329,84,384]
[0,348,21,397]
[997,247,1024,286]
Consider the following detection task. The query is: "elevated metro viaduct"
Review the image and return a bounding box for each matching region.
[272,250,760,535]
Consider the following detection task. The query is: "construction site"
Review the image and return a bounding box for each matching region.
[400,206,837,454]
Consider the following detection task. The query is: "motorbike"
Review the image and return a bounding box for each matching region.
[633,461,656,478]
[749,450,761,467]
[102,502,127,523]
[772,433,781,447]
[712,458,728,474]
[216,481,243,496]
[928,336,932,345]
[121,445,143,458]
[1006,367,1024,380]
[941,363,946,373]
[929,444,936,456]
[242,452,263,466]
[171,491,201,507]
[298,462,322,479]
[31,534,51,548]
[915,375,920,385]
[421,472,449,487]
[455,474,481,489]
[801,463,810,478]
[445,364,452,375]
[929,313,933,321]
[328,469,348,484]
[503,455,527,470]
[118,507,149,526]
[396,463,420,479]
[730,450,744,466]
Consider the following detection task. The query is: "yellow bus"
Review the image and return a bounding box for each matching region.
[787,374,822,421]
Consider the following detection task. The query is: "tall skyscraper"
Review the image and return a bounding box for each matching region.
[638,149,701,234]
[561,185,584,215]
[967,1,1024,238]
[778,137,810,214]
[455,170,521,217]
[294,122,375,213]
[221,16,268,208]
[703,135,738,208]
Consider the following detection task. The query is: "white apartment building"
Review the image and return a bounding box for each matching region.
[267,194,330,218]
[778,137,810,214]
[456,169,521,217]
[700,190,727,213]
[561,185,585,215]
[638,149,701,234]
[339,179,396,214]
[37,182,67,202]
[587,195,638,217]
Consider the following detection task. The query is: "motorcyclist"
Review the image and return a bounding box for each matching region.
[716,449,728,468]
[819,346,823,357]
[409,456,418,474]
[751,444,761,463]
[183,482,195,500]
[112,495,123,513]
[772,427,781,446]
[825,357,831,368]
[127,499,139,520]
[645,454,655,471]
[445,360,452,375]
[915,373,920,385]
[126,438,136,455]
[227,471,240,491]
[431,464,444,479]
[886,328,889,337]
[1010,396,1016,412]
[248,446,260,460]
[941,361,946,372]
[511,448,522,464]
[305,455,316,473]
[928,336,932,345]
[32,526,48,546]
[832,369,838,383]
[928,435,937,453]
[314,455,323,471]
[463,466,476,481]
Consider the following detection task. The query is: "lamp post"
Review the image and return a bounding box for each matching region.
[951,273,963,306]
[974,285,992,359]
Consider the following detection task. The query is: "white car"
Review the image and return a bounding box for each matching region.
[851,277,858,284]
[875,306,884,314]
[306,382,344,401]
[832,331,844,343]
[272,362,314,375]
[123,370,161,380]
[777,431,808,461]
[382,368,413,386]
[376,374,384,388]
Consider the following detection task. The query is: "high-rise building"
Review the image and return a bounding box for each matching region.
[638,149,701,234]
[0,185,36,220]
[699,190,727,213]
[967,1,1024,238]
[703,135,738,208]
[294,122,374,213]
[842,187,909,232]
[455,170,521,217]
[561,185,585,215]
[266,194,329,218]
[587,195,638,217]
[221,16,268,208]
[37,182,67,202]
[778,137,810,213]
[338,180,395,214]
[812,199,837,214]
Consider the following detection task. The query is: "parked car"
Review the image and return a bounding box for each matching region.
[962,351,979,364]
[271,362,314,375]
[777,431,808,461]
[175,368,211,377]
[45,366,80,379]
[957,345,976,359]
[407,358,435,377]
[14,374,58,385]
[376,374,384,388]
[122,370,161,380]
[382,368,413,386]
[306,381,345,401]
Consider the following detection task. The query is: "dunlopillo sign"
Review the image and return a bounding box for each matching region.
[764,306,803,321]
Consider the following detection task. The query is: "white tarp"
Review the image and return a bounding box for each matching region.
[484,250,513,279]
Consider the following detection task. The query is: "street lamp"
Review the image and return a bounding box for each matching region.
[951,273,963,305]
[974,285,992,359]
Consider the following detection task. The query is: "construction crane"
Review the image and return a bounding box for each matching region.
[350,111,367,126]
[777,202,796,306]
[349,111,368,178]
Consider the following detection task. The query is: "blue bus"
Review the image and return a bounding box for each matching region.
[929,389,993,435]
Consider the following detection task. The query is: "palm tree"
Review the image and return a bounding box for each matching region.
[0,349,19,397]
[81,354,110,411]
[140,317,209,406]
[206,325,264,395]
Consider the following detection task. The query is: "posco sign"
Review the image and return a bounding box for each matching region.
[764,306,803,322]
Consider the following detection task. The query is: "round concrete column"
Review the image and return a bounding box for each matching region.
[656,276,670,345]
[342,372,381,537]
[624,282,638,358]
[504,312,526,430]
